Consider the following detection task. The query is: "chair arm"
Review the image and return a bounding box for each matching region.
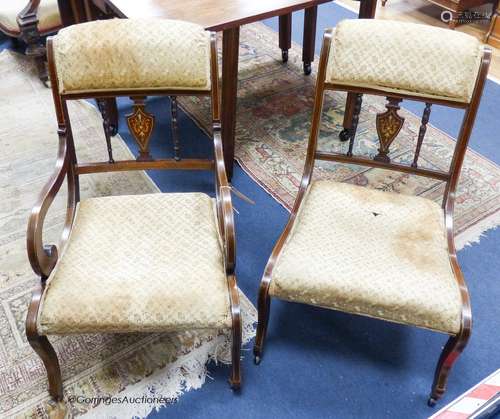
[213,123,236,274]
[27,129,69,279]
[444,196,472,334]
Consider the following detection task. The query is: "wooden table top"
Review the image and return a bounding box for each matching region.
[103,0,332,31]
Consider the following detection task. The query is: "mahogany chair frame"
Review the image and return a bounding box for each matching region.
[0,0,63,83]
[253,28,491,406]
[25,32,242,401]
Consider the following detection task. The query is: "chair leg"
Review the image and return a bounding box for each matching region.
[428,332,470,406]
[253,278,272,365]
[34,54,49,86]
[228,275,242,390]
[24,38,48,85]
[27,333,63,401]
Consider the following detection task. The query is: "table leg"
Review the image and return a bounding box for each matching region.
[221,27,240,181]
[279,14,292,63]
[103,97,119,136]
[302,6,317,75]
[57,0,85,25]
[359,0,377,18]
[340,0,377,140]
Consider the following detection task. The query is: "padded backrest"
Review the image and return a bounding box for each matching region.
[52,18,212,94]
[326,19,484,103]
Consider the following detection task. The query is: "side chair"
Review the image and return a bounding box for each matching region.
[0,0,62,82]
[253,19,490,406]
[25,18,242,402]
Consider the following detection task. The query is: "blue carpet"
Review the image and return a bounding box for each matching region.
[2,3,500,416]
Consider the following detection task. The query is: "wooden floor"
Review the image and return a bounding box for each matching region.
[336,0,500,80]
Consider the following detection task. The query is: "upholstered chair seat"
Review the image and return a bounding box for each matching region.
[37,193,232,335]
[327,19,483,103]
[269,181,462,334]
[0,0,61,35]
[52,18,212,94]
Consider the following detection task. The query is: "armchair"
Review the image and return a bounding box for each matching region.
[25,18,242,401]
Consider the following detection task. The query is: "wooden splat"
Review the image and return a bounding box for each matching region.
[126,97,155,161]
[374,97,404,163]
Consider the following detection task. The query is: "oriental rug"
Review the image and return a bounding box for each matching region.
[179,22,500,249]
[0,50,256,419]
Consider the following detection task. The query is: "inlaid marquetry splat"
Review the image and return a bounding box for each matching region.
[374,97,404,163]
[126,97,155,161]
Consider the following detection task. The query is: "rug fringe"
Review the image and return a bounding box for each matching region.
[82,292,256,418]
[455,211,500,250]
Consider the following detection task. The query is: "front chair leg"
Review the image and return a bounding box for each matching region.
[26,287,63,401]
[253,278,272,364]
[27,333,63,401]
[428,332,470,406]
[228,275,242,390]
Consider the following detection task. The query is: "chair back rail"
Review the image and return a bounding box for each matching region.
[46,35,219,178]
[305,28,492,211]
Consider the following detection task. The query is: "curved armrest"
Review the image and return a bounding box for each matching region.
[444,196,472,334]
[213,124,236,274]
[27,130,69,279]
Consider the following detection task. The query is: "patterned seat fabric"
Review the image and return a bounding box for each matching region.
[37,193,232,335]
[327,19,483,103]
[52,19,211,94]
[269,181,462,334]
[0,0,61,35]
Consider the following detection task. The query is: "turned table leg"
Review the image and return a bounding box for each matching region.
[221,27,240,181]
[279,13,292,63]
[302,6,318,75]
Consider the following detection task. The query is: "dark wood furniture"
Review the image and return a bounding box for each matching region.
[382,0,499,30]
[485,0,500,47]
[26,27,242,400]
[56,0,377,179]
[253,27,491,406]
[0,0,62,82]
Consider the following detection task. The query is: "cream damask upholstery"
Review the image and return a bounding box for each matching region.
[327,19,484,103]
[52,19,211,94]
[269,181,462,334]
[0,0,61,35]
[37,193,232,335]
